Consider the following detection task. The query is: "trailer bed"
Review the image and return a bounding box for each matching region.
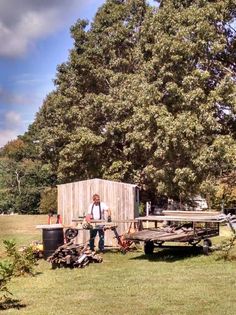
[124,211,221,255]
[124,225,218,243]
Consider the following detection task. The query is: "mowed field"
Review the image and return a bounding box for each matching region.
[0,215,236,315]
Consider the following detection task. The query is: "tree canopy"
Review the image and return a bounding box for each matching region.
[1,0,236,212]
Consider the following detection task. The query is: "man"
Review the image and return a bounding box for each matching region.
[87,194,111,252]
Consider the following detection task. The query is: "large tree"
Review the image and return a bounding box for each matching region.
[33,0,236,204]
[127,0,236,200]
[35,0,148,182]
[0,130,55,214]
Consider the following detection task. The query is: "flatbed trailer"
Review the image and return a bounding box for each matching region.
[124,211,222,255]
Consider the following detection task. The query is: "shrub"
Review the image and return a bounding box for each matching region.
[0,260,14,303]
[3,240,37,276]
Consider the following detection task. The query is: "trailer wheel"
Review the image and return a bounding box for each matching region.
[144,241,154,255]
[203,239,212,255]
[65,228,78,242]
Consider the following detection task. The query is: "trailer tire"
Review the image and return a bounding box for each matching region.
[65,228,78,242]
[144,241,154,255]
[203,239,212,255]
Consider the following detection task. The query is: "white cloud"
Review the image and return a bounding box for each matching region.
[0,0,105,148]
[0,111,25,148]
[5,111,22,127]
[0,129,20,147]
[0,86,34,105]
[0,10,63,57]
[0,0,92,58]
[13,73,53,86]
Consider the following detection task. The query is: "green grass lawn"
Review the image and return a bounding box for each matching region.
[0,215,236,315]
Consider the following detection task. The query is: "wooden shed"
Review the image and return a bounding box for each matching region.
[57,178,139,247]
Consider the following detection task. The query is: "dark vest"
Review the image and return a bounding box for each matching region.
[91,202,102,220]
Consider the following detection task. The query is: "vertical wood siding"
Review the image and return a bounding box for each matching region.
[58,178,139,246]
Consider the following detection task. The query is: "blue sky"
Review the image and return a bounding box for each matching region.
[0,0,156,148]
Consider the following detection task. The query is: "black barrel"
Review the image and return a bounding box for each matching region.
[42,227,64,259]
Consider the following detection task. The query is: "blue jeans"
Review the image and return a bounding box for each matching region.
[89,228,104,251]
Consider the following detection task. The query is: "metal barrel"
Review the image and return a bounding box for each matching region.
[42,227,64,259]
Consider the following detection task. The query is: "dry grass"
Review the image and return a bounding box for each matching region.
[0,215,46,254]
[0,215,236,315]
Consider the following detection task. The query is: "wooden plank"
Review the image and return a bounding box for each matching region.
[163,210,219,216]
[137,214,221,223]
[124,225,219,242]
[72,219,139,224]
[124,229,194,242]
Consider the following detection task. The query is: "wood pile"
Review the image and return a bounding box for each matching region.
[47,242,103,269]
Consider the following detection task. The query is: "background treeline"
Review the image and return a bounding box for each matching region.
[1,0,236,214]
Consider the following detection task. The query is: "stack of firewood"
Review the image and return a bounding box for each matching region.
[47,242,103,269]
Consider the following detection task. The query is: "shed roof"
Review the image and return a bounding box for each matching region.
[57,178,138,188]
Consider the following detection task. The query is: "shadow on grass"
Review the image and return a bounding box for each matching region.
[34,271,43,276]
[103,247,140,255]
[130,245,203,262]
[0,297,26,310]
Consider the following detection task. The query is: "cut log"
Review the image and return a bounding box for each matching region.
[47,242,103,269]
